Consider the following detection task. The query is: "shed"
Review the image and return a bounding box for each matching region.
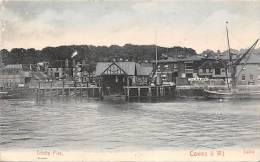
[96,62,152,94]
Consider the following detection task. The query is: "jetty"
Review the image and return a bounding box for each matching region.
[124,85,175,101]
[36,86,102,98]
[34,85,175,102]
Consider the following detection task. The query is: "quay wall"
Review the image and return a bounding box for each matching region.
[175,86,204,98]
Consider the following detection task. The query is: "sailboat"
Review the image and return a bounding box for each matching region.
[203,22,260,99]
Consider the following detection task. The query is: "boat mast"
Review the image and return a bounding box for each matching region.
[225,21,236,89]
[155,30,158,75]
[226,21,232,64]
[225,22,259,89]
[155,30,159,85]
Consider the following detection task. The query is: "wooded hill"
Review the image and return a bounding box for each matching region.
[0,44,197,67]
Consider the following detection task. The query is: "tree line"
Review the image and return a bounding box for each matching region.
[0,44,197,67]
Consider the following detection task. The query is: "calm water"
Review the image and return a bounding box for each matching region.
[0,98,260,151]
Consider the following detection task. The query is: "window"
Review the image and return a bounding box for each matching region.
[164,64,169,70]
[186,63,193,70]
[242,74,246,81]
[215,68,221,75]
[209,68,212,73]
[186,73,193,78]
[250,74,254,80]
[203,68,206,73]
[55,72,59,78]
[222,69,226,73]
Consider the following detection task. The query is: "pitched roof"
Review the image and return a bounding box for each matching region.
[31,72,48,80]
[199,60,226,69]
[181,55,204,61]
[154,57,178,63]
[95,62,112,76]
[95,62,152,76]
[115,62,136,75]
[3,64,23,70]
[240,54,260,64]
[136,63,153,76]
[152,55,204,63]
[96,62,136,76]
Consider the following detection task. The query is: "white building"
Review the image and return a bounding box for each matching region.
[236,54,260,85]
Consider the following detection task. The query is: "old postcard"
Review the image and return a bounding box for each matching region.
[0,0,260,161]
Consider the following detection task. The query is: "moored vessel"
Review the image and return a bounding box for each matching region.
[203,88,260,99]
[203,22,259,99]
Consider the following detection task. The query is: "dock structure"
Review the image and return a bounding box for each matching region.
[35,86,103,100]
[175,86,204,98]
[124,85,175,101]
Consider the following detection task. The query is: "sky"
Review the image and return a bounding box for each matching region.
[0,0,259,53]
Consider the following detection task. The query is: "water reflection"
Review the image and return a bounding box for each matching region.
[0,97,260,151]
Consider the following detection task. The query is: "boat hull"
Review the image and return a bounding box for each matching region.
[203,89,260,99]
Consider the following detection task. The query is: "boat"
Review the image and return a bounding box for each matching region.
[203,22,259,99]
[203,89,260,99]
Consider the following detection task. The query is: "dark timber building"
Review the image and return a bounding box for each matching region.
[95,62,152,95]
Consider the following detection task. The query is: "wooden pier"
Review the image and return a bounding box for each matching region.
[35,84,176,102]
[175,86,206,98]
[124,86,175,101]
[35,87,103,100]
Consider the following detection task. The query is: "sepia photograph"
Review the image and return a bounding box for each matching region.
[0,0,260,161]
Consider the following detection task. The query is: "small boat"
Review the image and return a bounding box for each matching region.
[203,89,260,99]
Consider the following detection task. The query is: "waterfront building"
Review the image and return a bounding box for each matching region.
[152,55,204,86]
[37,61,49,72]
[198,60,231,85]
[0,64,31,88]
[81,71,95,84]
[198,60,229,79]
[236,54,260,85]
[47,59,73,80]
[95,61,152,94]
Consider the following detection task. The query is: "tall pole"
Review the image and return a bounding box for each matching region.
[155,30,158,73]
[155,31,158,67]
[225,21,233,89]
[155,30,159,85]
[226,21,232,64]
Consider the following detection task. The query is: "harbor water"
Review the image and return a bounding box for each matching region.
[0,98,260,151]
